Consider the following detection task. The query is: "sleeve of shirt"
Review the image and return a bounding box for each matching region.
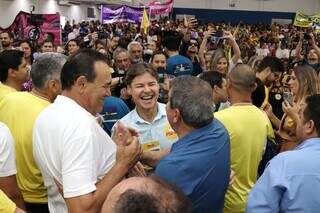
[0,124,17,177]
[0,189,16,213]
[62,133,97,198]
[245,156,285,213]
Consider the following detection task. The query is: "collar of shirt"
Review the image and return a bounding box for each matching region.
[54,95,95,118]
[295,137,320,150]
[0,83,17,92]
[172,120,215,150]
[132,102,166,125]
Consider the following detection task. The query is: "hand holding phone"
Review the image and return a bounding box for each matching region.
[283,91,294,106]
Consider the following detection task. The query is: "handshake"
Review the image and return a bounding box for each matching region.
[112,122,145,176]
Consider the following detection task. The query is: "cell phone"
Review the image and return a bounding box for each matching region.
[157,67,166,83]
[211,30,224,38]
[283,92,294,106]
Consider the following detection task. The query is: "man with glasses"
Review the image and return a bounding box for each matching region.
[181,38,203,76]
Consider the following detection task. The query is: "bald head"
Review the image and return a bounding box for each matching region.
[228,64,257,93]
[102,176,191,213]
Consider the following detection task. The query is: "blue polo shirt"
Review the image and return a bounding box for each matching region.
[155,119,230,213]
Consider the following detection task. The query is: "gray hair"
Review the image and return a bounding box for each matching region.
[31,53,67,89]
[170,76,213,128]
[113,47,129,61]
[127,41,142,52]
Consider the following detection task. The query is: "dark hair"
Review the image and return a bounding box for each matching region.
[114,176,192,213]
[257,56,284,73]
[149,176,192,213]
[114,190,160,213]
[0,50,24,82]
[199,71,224,89]
[163,31,183,51]
[94,39,105,49]
[251,78,266,108]
[0,31,13,39]
[65,39,79,51]
[125,63,159,86]
[304,94,320,136]
[19,40,35,64]
[61,49,109,90]
[41,39,54,47]
[170,76,213,128]
[150,51,167,63]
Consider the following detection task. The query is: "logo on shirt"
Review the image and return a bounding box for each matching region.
[163,123,178,140]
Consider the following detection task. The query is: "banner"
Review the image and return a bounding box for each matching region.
[148,0,174,15]
[293,11,312,28]
[0,11,61,45]
[101,5,143,24]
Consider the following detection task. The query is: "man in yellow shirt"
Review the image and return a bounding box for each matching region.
[215,64,272,213]
[0,50,29,101]
[0,190,25,213]
[0,53,67,212]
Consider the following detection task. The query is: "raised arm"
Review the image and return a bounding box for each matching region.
[225,31,241,64]
[295,32,304,61]
[199,30,212,69]
[310,33,320,61]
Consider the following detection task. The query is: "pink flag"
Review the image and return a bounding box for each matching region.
[148,0,174,15]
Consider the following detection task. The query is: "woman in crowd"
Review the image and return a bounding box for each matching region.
[19,40,34,91]
[19,40,34,66]
[208,31,241,75]
[266,65,320,151]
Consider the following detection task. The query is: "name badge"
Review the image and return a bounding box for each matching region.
[141,140,161,151]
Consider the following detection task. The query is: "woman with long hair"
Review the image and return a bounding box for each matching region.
[266,65,320,151]
[19,40,34,91]
[209,31,241,75]
[19,40,34,66]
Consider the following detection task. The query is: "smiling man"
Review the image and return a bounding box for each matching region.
[115,63,177,163]
[33,49,141,213]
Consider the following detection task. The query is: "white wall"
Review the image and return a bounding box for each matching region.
[0,0,101,28]
[173,0,320,14]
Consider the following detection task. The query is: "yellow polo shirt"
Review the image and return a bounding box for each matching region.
[215,105,273,213]
[0,92,50,203]
[0,83,17,102]
[0,190,16,213]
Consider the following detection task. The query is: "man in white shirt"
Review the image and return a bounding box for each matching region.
[275,42,289,59]
[33,49,141,213]
[0,122,25,210]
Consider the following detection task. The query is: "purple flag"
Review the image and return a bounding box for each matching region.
[101,5,143,24]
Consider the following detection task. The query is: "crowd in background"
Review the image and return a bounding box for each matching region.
[0,14,320,213]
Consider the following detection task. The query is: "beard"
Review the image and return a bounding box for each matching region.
[1,41,11,48]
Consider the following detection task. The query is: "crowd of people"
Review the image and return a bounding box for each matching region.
[0,14,320,213]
